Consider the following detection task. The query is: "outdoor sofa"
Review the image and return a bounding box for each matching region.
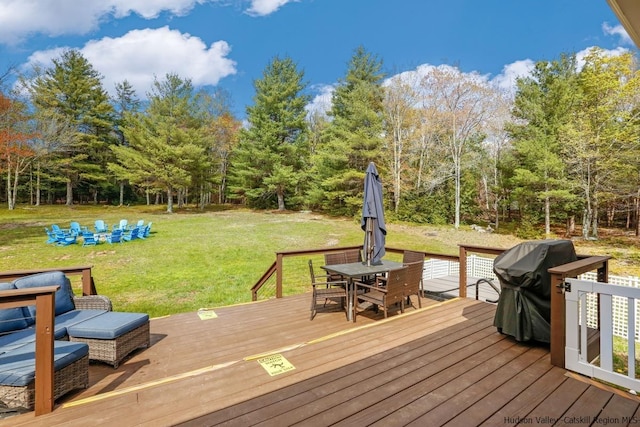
[0,271,150,409]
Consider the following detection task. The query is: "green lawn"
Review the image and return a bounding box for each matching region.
[1,205,497,318]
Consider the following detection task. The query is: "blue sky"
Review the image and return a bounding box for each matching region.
[0,0,635,119]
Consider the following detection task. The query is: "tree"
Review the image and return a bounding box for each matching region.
[229,56,309,210]
[420,65,496,228]
[382,72,420,213]
[0,92,35,209]
[508,55,581,237]
[195,88,240,206]
[112,80,140,205]
[567,48,640,238]
[111,73,206,213]
[312,46,385,216]
[28,49,115,205]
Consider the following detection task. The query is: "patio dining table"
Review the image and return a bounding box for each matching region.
[321,259,404,321]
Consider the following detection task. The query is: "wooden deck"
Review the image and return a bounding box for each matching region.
[2,293,639,426]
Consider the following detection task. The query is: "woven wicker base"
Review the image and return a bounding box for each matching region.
[0,354,89,410]
[70,321,150,368]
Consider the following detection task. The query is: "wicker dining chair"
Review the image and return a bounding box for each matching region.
[354,266,407,321]
[309,260,348,320]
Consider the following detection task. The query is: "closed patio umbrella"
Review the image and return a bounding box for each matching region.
[361,162,386,266]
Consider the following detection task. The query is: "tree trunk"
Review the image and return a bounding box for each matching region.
[166,187,173,213]
[66,179,73,206]
[277,189,285,211]
[119,182,124,206]
[544,195,550,237]
[35,162,41,206]
[6,165,13,210]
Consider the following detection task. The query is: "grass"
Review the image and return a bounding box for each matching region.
[1,204,639,318]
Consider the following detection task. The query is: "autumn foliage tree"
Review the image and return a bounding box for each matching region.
[0,93,35,210]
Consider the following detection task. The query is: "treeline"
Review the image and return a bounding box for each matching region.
[0,46,639,239]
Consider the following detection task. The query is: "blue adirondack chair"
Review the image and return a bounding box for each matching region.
[56,232,77,246]
[45,227,58,244]
[81,231,99,246]
[142,222,152,238]
[122,227,139,242]
[70,221,85,236]
[113,219,129,231]
[94,220,108,233]
[106,229,123,244]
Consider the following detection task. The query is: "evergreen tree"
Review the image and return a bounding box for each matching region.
[229,56,309,210]
[110,73,206,213]
[311,46,385,216]
[29,49,115,205]
[112,79,140,205]
[507,54,581,236]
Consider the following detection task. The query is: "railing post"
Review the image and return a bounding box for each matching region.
[549,271,566,367]
[34,291,56,415]
[458,246,468,298]
[276,253,283,299]
[82,267,92,296]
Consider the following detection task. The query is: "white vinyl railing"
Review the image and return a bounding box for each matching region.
[425,255,640,340]
[564,278,640,391]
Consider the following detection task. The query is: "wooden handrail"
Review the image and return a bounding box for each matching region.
[0,285,60,415]
[458,244,506,298]
[548,255,610,367]
[0,265,96,296]
[256,246,460,300]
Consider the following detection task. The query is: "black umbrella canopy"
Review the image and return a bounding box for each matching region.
[361,162,387,266]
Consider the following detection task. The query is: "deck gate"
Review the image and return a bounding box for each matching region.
[565,278,640,391]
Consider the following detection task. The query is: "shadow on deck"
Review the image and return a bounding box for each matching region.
[3,293,639,426]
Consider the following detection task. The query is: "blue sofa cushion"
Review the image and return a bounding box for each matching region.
[0,282,30,333]
[0,325,68,353]
[13,272,76,323]
[0,341,88,386]
[67,312,149,340]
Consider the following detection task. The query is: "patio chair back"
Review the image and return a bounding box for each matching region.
[94,220,108,233]
[403,261,423,309]
[107,229,123,244]
[355,266,407,320]
[69,222,83,236]
[309,260,347,320]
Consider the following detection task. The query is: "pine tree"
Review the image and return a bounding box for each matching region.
[29,49,115,205]
[311,46,385,216]
[110,73,206,213]
[229,56,309,210]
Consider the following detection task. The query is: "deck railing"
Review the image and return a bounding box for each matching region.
[565,277,640,391]
[0,265,97,296]
[0,285,60,415]
[251,246,459,301]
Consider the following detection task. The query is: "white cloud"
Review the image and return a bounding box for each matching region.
[23,26,237,98]
[602,22,633,46]
[575,45,628,70]
[306,84,334,117]
[490,59,535,94]
[245,0,297,16]
[0,0,212,45]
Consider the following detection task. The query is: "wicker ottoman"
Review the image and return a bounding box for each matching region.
[67,312,150,368]
[0,341,89,410]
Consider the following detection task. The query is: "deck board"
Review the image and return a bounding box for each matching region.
[1,293,639,427]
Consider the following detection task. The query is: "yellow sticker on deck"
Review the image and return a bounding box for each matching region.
[257,354,295,376]
[197,308,218,320]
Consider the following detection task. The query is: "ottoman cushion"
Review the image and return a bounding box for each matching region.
[67,312,149,340]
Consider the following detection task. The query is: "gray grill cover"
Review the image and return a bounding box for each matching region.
[493,239,577,343]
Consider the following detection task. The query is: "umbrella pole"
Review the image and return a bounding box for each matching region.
[366,218,374,266]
